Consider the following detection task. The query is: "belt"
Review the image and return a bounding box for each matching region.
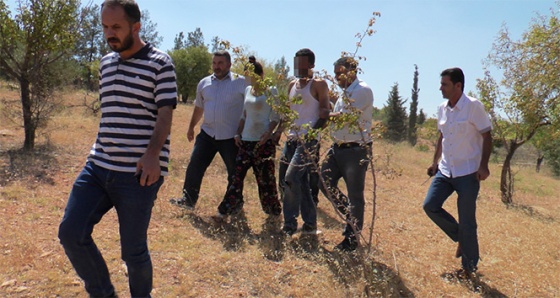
[333,142,372,149]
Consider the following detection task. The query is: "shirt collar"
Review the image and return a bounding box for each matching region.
[446,93,467,110]
[342,78,360,95]
[211,71,234,81]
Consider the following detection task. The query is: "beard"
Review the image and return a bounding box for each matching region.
[107,32,134,53]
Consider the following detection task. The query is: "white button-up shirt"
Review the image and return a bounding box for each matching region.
[331,78,374,143]
[194,72,247,140]
[437,93,492,178]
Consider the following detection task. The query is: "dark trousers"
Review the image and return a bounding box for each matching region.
[423,171,480,271]
[58,162,163,298]
[218,140,281,215]
[181,130,238,206]
[320,143,371,238]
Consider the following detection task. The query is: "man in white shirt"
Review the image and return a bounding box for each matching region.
[320,57,374,251]
[170,50,247,210]
[423,67,492,277]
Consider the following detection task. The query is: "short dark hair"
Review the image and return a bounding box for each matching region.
[245,56,263,76]
[334,56,358,71]
[441,67,465,91]
[213,50,231,63]
[295,48,315,66]
[101,0,141,24]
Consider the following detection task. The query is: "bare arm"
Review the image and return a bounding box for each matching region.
[427,132,443,176]
[234,111,246,147]
[477,131,492,181]
[312,79,331,129]
[187,106,203,142]
[137,105,174,186]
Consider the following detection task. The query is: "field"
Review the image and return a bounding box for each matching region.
[0,85,559,297]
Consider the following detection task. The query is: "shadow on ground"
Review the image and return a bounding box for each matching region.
[0,146,58,187]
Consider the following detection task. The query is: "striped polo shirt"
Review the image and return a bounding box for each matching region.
[88,43,177,175]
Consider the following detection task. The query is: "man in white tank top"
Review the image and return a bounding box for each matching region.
[277,48,331,236]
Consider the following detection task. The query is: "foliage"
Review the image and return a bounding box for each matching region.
[477,5,560,204]
[383,82,408,142]
[408,64,419,146]
[417,108,426,125]
[168,46,211,103]
[0,0,80,150]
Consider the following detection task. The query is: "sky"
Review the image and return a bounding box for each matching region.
[5,0,559,116]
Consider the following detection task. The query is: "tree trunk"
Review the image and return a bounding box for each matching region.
[20,78,35,151]
[500,143,518,204]
[536,154,544,173]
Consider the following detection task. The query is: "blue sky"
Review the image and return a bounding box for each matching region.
[136,0,557,116]
[6,0,558,116]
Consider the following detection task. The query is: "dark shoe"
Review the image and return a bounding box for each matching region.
[301,223,320,235]
[455,268,476,280]
[455,243,462,258]
[335,236,358,252]
[169,197,195,211]
[281,225,297,236]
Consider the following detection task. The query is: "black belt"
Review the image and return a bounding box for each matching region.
[333,142,372,149]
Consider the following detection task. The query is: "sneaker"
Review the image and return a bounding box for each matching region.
[169,197,195,211]
[334,237,358,252]
[281,225,297,236]
[301,223,320,235]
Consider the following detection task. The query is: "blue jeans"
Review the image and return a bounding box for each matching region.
[423,171,480,271]
[279,139,318,229]
[320,143,371,238]
[181,130,238,206]
[58,162,163,298]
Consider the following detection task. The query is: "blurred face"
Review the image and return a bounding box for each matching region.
[294,56,312,78]
[334,65,355,88]
[213,55,231,79]
[101,5,137,53]
[440,75,462,101]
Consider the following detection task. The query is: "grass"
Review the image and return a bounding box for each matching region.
[0,86,559,297]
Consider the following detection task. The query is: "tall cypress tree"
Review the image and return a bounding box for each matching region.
[383,83,408,142]
[408,65,420,146]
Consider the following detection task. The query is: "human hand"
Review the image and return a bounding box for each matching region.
[427,164,438,177]
[136,155,161,186]
[187,128,194,142]
[234,134,243,147]
[477,166,490,181]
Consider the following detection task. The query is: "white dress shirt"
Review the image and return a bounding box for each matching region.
[437,93,492,178]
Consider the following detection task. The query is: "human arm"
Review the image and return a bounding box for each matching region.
[477,131,492,181]
[234,111,246,147]
[312,79,331,129]
[427,132,443,176]
[187,106,203,142]
[136,105,174,186]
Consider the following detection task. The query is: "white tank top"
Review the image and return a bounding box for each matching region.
[288,79,320,137]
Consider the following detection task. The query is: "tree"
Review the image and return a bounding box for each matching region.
[273,56,291,93]
[186,27,205,48]
[408,64,419,146]
[168,46,211,103]
[476,6,560,204]
[0,0,80,150]
[383,82,408,142]
[211,36,225,52]
[74,3,104,90]
[417,108,426,125]
[173,31,186,50]
[139,10,162,48]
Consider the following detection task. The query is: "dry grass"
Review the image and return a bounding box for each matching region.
[0,86,559,297]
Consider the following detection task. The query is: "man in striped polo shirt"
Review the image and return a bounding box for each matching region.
[58,1,177,297]
[170,50,247,211]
